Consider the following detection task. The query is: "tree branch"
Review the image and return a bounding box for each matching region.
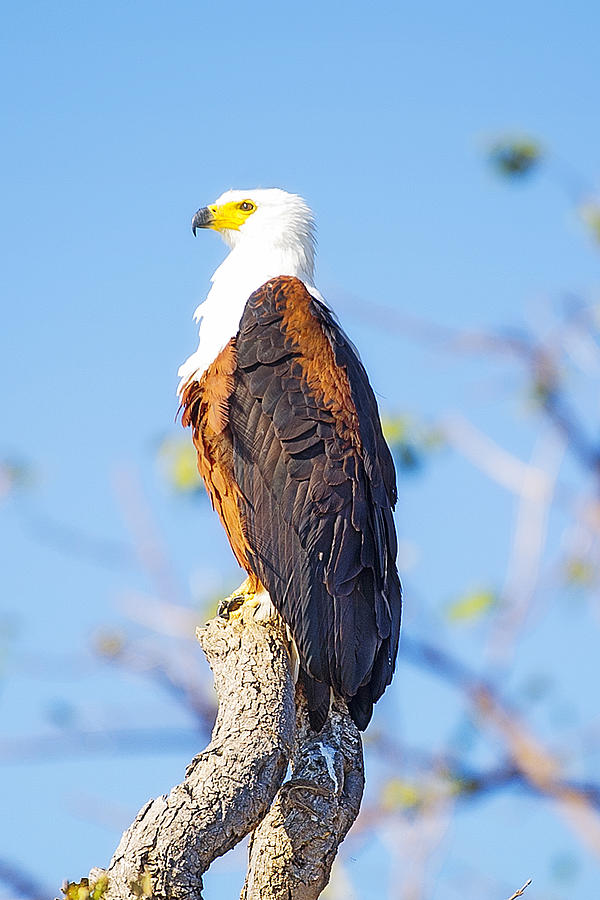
[0,856,51,900]
[92,612,296,899]
[506,878,532,900]
[403,636,600,853]
[84,607,364,900]
[242,688,364,900]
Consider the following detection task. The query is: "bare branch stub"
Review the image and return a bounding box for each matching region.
[94,612,296,900]
[506,878,532,900]
[241,687,365,900]
[86,602,365,900]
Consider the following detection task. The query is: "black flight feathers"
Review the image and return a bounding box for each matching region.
[228,279,402,731]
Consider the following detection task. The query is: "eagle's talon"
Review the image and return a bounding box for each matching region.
[217,595,245,619]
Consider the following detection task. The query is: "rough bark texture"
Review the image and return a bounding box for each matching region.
[241,689,364,900]
[87,607,364,900]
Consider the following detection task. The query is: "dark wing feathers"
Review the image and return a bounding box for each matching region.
[228,277,401,730]
[314,298,398,506]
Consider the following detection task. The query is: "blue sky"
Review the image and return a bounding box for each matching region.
[1,1,600,897]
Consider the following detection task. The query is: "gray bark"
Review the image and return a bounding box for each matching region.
[87,608,364,900]
[242,689,364,900]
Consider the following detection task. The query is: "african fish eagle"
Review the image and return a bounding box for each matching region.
[178,188,402,731]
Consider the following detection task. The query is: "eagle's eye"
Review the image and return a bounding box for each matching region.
[239,200,255,212]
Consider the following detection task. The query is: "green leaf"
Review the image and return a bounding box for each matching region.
[62,880,91,900]
[381,414,443,474]
[91,875,109,900]
[565,556,595,586]
[487,137,543,178]
[447,774,480,796]
[93,628,125,658]
[446,589,496,623]
[380,778,422,810]
[579,201,600,245]
[157,437,204,495]
[381,415,409,445]
[61,874,108,900]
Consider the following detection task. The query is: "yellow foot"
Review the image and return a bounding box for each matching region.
[218,577,259,621]
[217,577,277,624]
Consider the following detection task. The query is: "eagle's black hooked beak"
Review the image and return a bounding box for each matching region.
[191,207,214,236]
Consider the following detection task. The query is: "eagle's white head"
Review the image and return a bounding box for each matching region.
[191,187,316,276]
[179,188,321,388]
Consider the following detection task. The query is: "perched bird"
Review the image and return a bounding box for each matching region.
[179,188,401,731]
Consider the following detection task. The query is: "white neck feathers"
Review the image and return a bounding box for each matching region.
[178,190,318,391]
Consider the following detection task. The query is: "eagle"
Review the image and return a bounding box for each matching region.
[178,188,401,731]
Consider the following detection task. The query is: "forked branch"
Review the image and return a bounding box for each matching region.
[83,607,364,900]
